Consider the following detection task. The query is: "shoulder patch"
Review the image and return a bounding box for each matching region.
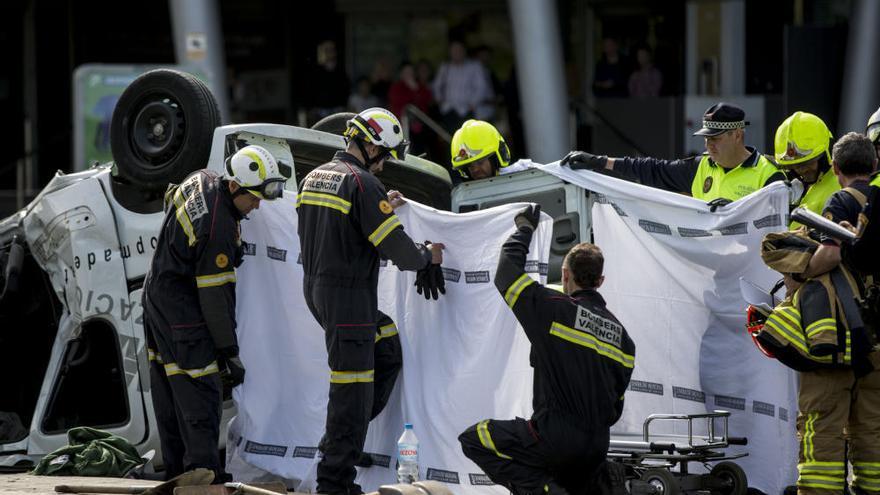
[379,200,393,214]
[303,170,346,194]
[702,176,713,194]
[181,174,209,221]
[215,253,229,269]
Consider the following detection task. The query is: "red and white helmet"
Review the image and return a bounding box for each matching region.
[344,107,409,160]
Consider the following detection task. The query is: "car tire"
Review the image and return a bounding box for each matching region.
[311,112,356,136]
[110,68,221,192]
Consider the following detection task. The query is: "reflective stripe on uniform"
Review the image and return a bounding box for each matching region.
[376,323,398,342]
[805,318,836,339]
[854,475,880,491]
[147,348,164,364]
[173,192,198,246]
[164,361,220,378]
[854,462,880,491]
[196,271,236,288]
[798,461,845,476]
[295,191,352,214]
[549,322,635,368]
[476,420,512,460]
[504,273,535,308]
[330,370,374,384]
[368,215,402,246]
[803,412,818,463]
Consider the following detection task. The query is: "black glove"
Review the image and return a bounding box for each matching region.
[561,151,608,171]
[707,197,732,212]
[415,263,446,300]
[514,204,541,232]
[219,352,246,389]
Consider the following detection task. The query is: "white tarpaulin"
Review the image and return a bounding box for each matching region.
[535,163,798,495]
[230,197,552,495]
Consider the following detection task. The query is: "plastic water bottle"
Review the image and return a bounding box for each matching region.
[397,423,419,483]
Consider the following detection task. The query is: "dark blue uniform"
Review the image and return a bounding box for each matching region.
[296,151,431,495]
[459,226,635,495]
[143,169,243,480]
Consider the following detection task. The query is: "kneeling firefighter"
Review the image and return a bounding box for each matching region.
[748,231,880,495]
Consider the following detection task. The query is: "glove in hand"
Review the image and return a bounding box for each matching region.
[415,245,446,301]
[514,204,541,232]
[220,355,246,389]
[561,151,608,171]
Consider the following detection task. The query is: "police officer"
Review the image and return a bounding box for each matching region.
[458,205,635,495]
[143,145,290,480]
[773,112,840,229]
[562,102,785,204]
[755,231,879,495]
[296,107,446,495]
[449,119,512,181]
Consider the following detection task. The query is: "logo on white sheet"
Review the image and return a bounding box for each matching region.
[303,170,345,194]
[574,305,622,347]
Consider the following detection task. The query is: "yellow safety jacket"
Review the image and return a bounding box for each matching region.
[790,168,841,229]
[691,154,781,201]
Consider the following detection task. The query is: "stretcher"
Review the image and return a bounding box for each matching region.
[608,411,748,495]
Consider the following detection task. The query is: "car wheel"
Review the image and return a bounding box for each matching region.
[311,112,356,136]
[110,68,221,192]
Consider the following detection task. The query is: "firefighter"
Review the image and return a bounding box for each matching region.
[458,205,635,495]
[752,232,880,495]
[773,112,840,229]
[846,107,880,273]
[561,102,785,205]
[143,145,290,480]
[803,132,877,277]
[450,119,512,181]
[296,107,446,495]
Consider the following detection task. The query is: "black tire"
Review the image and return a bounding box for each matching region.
[640,468,681,495]
[110,69,221,192]
[311,112,356,136]
[710,461,748,495]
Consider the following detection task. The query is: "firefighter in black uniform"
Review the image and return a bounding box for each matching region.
[296,107,446,495]
[459,205,636,495]
[143,145,290,480]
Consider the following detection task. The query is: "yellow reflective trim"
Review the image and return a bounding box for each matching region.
[164,361,220,378]
[368,215,402,246]
[330,370,374,384]
[798,463,845,475]
[549,322,634,368]
[804,412,817,463]
[375,323,398,342]
[173,193,198,246]
[242,149,267,181]
[855,463,880,468]
[805,318,836,338]
[295,192,352,214]
[196,271,237,288]
[798,479,846,490]
[504,273,535,308]
[476,420,512,460]
[147,348,164,364]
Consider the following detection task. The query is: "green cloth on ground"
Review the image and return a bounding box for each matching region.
[32,426,143,476]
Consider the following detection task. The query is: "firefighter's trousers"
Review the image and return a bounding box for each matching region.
[459,415,608,495]
[305,283,403,495]
[145,314,223,481]
[797,366,880,495]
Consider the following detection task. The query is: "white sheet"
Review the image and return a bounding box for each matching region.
[535,162,798,495]
[230,198,552,495]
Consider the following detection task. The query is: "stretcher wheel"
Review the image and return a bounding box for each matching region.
[640,468,680,495]
[710,461,748,495]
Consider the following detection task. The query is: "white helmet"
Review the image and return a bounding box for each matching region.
[225,145,290,200]
[344,107,409,162]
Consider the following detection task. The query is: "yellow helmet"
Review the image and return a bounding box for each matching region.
[450,120,510,178]
[773,111,833,167]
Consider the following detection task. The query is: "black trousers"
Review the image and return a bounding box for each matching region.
[305,284,403,495]
[459,415,607,495]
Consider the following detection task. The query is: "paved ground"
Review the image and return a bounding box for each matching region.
[0,474,157,495]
